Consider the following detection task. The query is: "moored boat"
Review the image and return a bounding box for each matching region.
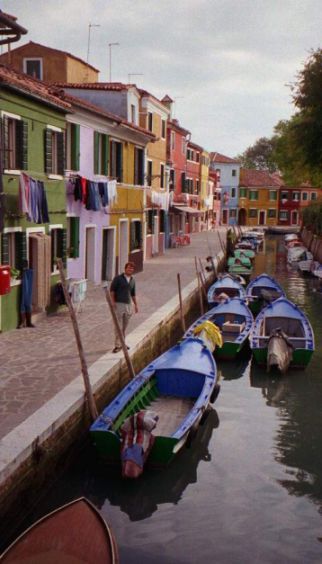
[246,273,285,315]
[285,233,299,244]
[233,248,255,260]
[90,337,219,469]
[250,297,315,370]
[0,498,119,563]
[185,297,253,360]
[287,246,312,264]
[207,273,246,306]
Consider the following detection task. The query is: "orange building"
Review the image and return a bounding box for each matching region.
[239,169,281,227]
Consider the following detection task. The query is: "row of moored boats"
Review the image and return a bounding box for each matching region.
[285,232,322,278]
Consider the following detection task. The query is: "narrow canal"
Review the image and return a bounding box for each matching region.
[4,235,322,563]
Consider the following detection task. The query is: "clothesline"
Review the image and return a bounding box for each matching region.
[67,175,117,213]
[19,172,50,224]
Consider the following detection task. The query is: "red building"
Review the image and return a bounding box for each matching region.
[278,185,320,227]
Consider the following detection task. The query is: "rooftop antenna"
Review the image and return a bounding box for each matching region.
[86,23,100,63]
[128,73,144,84]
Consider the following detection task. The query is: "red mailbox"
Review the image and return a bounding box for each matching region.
[0,265,11,295]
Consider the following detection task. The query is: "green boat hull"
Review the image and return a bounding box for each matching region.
[252,347,313,368]
[215,341,243,360]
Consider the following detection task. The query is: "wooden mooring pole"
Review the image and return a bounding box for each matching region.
[57,259,98,421]
[104,289,136,380]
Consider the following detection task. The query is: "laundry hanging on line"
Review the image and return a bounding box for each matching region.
[69,176,117,212]
[19,173,50,224]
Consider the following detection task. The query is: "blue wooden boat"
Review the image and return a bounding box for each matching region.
[185,297,253,360]
[90,337,219,469]
[250,297,315,371]
[207,274,246,307]
[246,274,285,315]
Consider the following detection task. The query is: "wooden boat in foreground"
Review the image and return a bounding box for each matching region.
[246,273,285,315]
[1,497,119,563]
[250,297,314,370]
[90,337,219,469]
[207,273,246,306]
[185,297,253,360]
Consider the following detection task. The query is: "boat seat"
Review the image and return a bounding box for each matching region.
[265,317,305,338]
[214,288,239,298]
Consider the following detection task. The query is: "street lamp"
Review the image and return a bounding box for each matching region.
[108,42,119,82]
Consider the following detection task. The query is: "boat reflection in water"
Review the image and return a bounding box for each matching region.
[250,365,322,512]
[90,408,219,522]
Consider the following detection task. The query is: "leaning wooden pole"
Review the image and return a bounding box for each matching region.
[198,271,205,315]
[57,259,98,421]
[195,256,206,300]
[217,230,225,255]
[198,258,207,289]
[104,289,136,380]
[177,273,186,333]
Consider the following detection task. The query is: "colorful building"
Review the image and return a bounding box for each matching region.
[210,152,240,226]
[238,169,281,227]
[199,149,211,229]
[0,63,71,332]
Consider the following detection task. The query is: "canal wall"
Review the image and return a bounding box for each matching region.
[301,227,322,262]
[0,251,225,543]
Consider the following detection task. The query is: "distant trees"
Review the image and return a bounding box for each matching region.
[237,137,278,172]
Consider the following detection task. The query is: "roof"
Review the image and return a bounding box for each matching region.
[0,41,99,73]
[239,168,281,187]
[0,63,71,110]
[138,88,170,112]
[168,118,190,136]
[161,94,174,103]
[210,152,240,164]
[54,81,135,92]
[188,140,203,152]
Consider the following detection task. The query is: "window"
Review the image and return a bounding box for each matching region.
[249,208,258,218]
[131,104,136,123]
[2,113,28,171]
[110,140,123,182]
[239,188,247,198]
[231,188,236,198]
[186,178,193,193]
[161,119,166,139]
[196,179,200,194]
[130,220,142,251]
[187,148,193,160]
[169,169,175,191]
[93,131,109,175]
[134,147,144,185]
[311,192,317,200]
[268,209,277,218]
[147,210,154,234]
[281,191,289,201]
[23,58,43,80]
[1,231,26,271]
[249,190,258,201]
[171,131,175,150]
[159,210,165,233]
[302,192,308,201]
[269,190,277,201]
[147,160,153,185]
[229,209,237,218]
[148,112,153,132]
[292,192,300,201]
[66,123,80,171]
[279,210,289,221]
[160,163,165,189]
[181,172,186,192]
[196,152,200,163]
[45,127,64,176]
[67,217,80,258]
[50,228,65,272]
[232,169,236,177]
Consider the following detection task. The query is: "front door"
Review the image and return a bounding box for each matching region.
[119,220,129,273]
[291,211,298,225]
[259,210,266,225]
[101,227,115,281]
[222,209,228,225]
[85,226,95,281]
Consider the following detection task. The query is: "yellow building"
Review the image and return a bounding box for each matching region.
[238,169,280,227]
[200,149,211,227]
[139,89,170,257]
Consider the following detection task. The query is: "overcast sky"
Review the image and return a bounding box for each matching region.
[1,0,321,157]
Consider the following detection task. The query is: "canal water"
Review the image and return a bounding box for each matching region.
[4,235,322,563]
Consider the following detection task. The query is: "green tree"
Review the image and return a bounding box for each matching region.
[237,137,278,172]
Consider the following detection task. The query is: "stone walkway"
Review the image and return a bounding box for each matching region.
[0,228,227,439]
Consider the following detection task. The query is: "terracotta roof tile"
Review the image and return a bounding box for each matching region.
[0,63,70,110]
[54,81,134,91]
[240,168,281,187]
[210,152,240,164]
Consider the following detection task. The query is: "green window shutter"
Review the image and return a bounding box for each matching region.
[1,233,9,264]
[130,221,135,251]
[16,120,28,170]
[15,232,27,270]
[70,217,80,258]
[94,131,99,174]
[116,142,123,182]
[56,229,67,268]
[102,134,109,175]
[71,123,80,171]
[57,131,65,175]
[2,116,9,170]
[44,129,52,173]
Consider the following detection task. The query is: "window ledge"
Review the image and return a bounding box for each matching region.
[48,174,63,180]
[4,169,21,176]
[10,279,21,287]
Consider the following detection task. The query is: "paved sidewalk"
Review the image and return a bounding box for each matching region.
[0,228,227,440]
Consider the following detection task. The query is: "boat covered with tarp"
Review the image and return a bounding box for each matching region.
[250,297,314,370]
[246,273,285,315]
[90,337,219,473]
[185,297,253,360]
[207,273,246,306]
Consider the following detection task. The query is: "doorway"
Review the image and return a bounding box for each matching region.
[291,211,299,225]
[222,209,228,225]
[259,210,266,225]
[119,219,129,273]
[152,214,159,255]
[238,208,247,226]
[101,227,115,281]
[85,226,96,281]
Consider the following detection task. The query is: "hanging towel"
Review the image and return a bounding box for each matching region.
[20,268,33,313]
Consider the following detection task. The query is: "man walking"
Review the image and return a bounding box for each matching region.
[110,262,138,353]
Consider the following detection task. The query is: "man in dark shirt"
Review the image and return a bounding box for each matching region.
[110,262,138,353]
